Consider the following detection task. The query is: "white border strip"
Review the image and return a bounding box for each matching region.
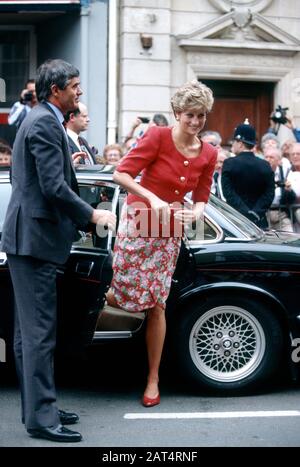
[124,410,300,420]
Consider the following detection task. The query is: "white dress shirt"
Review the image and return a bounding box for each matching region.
[66,128,94,165]
[67,128,81,150]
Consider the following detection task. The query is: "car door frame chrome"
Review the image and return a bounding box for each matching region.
[93,331,133,340]
[0,252,7,265]
[187,212,224,247]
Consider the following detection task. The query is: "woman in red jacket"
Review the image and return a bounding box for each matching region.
[106,80,217,406]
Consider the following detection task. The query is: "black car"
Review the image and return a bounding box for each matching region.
[1,166,300,394]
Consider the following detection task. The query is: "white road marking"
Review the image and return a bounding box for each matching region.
[124,410,300,420]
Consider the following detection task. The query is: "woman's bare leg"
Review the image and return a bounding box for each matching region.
[107,290,165,398]
[106,288,121,308]
[144,304,166,398]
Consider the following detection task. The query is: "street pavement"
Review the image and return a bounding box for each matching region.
[1,344,300,447]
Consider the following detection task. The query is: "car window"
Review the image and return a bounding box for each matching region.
[0,182,11,236]
[73,183,117,250]
[185,218,220,242]
[209,195,263,239]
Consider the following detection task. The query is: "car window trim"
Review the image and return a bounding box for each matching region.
[187,213,224,247]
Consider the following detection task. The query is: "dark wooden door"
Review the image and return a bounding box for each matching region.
[201,80,274,148]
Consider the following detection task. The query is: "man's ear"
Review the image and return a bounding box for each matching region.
[50,83,59,97]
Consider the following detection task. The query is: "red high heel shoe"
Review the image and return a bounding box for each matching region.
[142,393,160,407]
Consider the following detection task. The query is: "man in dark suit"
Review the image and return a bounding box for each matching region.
[65,102,97,165]
[1,59,116,442]
[221,120,274,229]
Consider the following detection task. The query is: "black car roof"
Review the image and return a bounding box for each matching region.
[0,164,117,183]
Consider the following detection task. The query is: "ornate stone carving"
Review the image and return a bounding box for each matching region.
[209,0,274,13]
[187,52,292,68]
[176,5,300,57]
[220,10,259,41]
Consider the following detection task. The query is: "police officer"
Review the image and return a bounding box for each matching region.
[221,120,274,229]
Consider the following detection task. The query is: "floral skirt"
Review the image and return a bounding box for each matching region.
[110,203,181,312]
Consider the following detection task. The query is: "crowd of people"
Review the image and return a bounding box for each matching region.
[3,76,300,234]
[207,120,300,233]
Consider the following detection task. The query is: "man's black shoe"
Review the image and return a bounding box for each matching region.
[27,424,82,442]
[22,409,79,425]
[58,409,79,425]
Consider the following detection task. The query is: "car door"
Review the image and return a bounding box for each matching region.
[0,176,14,367]
[56,179,119,356]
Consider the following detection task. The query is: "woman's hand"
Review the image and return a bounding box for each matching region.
[174,202,205,225]
[192,202,205,222]
[149,194,171,225]
[174,208,197,225]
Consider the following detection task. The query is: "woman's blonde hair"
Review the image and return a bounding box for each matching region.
[171,80,214,114]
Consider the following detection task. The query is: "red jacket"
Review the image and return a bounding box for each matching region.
[117,125,217,205]
[117,126,217,236]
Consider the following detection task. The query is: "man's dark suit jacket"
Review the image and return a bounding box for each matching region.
[221,151,275,228]
[1,102,93,265]
[67,134,96,165]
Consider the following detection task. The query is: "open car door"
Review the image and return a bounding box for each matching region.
[56,179,119,355]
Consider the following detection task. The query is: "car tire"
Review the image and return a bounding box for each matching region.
[173,295,284,393]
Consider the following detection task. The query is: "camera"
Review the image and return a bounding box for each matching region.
[271,105,289,125]
[138,117,150,124]
[275,180,286,188]
[22,91,33,103]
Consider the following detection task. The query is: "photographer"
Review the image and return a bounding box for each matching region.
[8,79,37,131]
[123,113,169,152]
[269,105,300,142]
[264,147,295,232]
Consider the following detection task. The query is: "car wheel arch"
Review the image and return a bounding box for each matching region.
[179,281,285,314]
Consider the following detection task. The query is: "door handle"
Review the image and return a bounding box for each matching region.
[75,261,94,277]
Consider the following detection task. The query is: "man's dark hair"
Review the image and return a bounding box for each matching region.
[36,59,80,102]
[152,113,168,126]
[0,142,12,155]
[243,142,255,150]
[64,107,81,123]
[25,79,35,87]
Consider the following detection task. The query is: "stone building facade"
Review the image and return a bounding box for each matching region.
[119,0,300,145]
[1,1,300,149]
[0,0,109,150]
